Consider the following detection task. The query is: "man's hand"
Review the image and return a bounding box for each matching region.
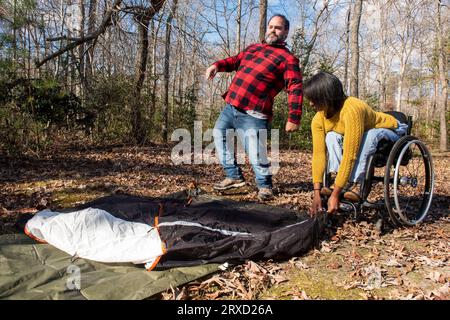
[205,65,218,80]
[285,121,299,132]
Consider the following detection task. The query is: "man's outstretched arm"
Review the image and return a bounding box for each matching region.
[205,47,249,80]
[284,56,303,132]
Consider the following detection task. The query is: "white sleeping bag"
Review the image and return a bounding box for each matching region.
[25,208,164,268]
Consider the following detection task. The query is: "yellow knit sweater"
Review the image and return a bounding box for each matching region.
[311,97,398,188]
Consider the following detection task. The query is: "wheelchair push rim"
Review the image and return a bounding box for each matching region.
[385,137,434,226]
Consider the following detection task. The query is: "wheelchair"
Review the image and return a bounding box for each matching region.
[323,111,435,227]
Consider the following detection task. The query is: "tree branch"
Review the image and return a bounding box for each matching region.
[35,0,124,68]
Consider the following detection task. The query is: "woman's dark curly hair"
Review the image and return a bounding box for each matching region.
[303,71,347,116]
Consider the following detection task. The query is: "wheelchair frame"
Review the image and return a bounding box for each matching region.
[323,111,435,227]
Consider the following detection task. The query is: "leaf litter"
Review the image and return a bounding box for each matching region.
[0,145,448,299]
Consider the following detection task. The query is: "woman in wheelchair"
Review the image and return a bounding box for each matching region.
[305,71,409,215]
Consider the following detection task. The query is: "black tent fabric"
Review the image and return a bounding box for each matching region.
[62,190,326,269]
[1,190,326,300]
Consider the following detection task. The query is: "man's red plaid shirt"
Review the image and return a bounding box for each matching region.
[213,42,303,124]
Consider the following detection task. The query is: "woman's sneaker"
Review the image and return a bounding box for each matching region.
[343,183,361,202]
[213,178,246,190]
[321,172,337,196]
[320,185,334,196]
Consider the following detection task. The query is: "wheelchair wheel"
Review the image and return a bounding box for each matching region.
[361,154,376,201]
[384,136,434,226]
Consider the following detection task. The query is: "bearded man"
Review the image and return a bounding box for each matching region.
[205,14,303,200]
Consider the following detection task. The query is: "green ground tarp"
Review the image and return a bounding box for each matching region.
[0,233,220,300]
[0,190,322,300]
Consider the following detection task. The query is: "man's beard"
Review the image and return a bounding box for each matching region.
[265,33,286,45]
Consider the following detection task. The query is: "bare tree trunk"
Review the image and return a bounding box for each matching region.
[378,0,388,110]
[162,0,179,142]
[150,21,158,130]
[258,0,267,43]
[149,13,164,133]
[29,18,41,77]
[67,28,75,93]
[343,3,351,94]
[436,0,448,151]
[177,13,186,112]
[392,1,417,113]
[429,73,438,139]
[171,27,181,122]
[242,0,256,48]
[130,1,167,143]
[362,49,370,99]
[27,28,32,79]
[85,0,98,89]
[131,13,151,144]
[43,15,50,75]
[349,0,363,97]
[148,19,156,128]
[12,0,17,71]
[236,0,242,54]
[78,0,85,97]
[396,71,404,112]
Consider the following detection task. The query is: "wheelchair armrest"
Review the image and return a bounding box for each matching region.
[384,111,413,135]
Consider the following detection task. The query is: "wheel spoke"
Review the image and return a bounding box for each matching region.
[404,156,416,178]
[411,152,421,178]
[394,140,434,225]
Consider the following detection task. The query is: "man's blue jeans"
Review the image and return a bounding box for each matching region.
[326,121,409,184]
[213,104,272,189]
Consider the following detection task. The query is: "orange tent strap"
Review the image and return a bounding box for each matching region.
[24,225,47,244]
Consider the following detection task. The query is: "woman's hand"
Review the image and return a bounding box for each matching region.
[327,185,343,214]
[310,191,322,216]
[327,194,339,214]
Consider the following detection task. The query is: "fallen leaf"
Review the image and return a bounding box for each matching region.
[247,260,266,274]
[271,274,288,285]
[330,235,340,242]
[320,241,333,253]
[326,262,342,270]
[384,257,404,267]
[426,271,443,283]
[430,283,450,299]
[14,208,38,214]
[294,260,309,270]
[301,290,310,300]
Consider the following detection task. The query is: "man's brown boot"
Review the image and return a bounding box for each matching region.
[257,188,274,201]
[213,178,246,190]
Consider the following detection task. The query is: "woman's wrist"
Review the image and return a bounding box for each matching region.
[331,186,342,197]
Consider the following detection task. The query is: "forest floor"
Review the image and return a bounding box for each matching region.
[0,143,449,300]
